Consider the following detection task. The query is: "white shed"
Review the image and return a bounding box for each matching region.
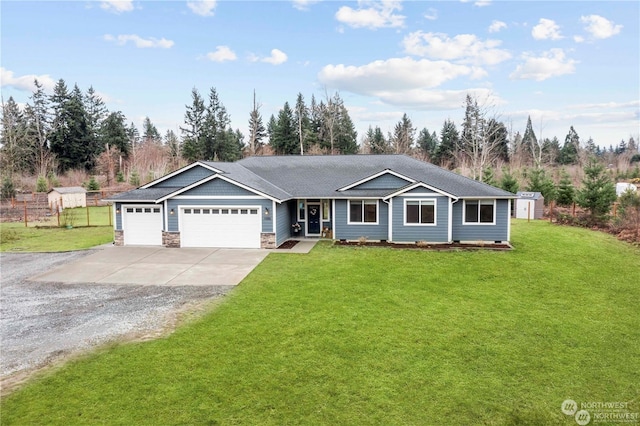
[48,187,87,210]
[616,182,638,197]
[515,192,545,219]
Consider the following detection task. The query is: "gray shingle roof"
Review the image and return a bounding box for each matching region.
[106,187,180,202]
[238,155,515,199]
[200,161,292,200]
[49,186,86,194]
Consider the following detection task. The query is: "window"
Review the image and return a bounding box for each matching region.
[464,200,495,224]
[405,199,436,225]
[322,200,330,221]
[348,200,377,224]
[298,200,306,221]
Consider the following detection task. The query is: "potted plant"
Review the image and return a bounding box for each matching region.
[292,223,301,234]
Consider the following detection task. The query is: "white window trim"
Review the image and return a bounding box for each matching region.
[462,199,496,225]
[347,199,379,225]
[297,199,306,222]
[403,198,437,226]
[321,199,331,221]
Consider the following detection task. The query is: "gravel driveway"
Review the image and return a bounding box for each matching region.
[0,250,233,390]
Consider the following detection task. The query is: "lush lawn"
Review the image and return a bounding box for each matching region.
[0,221,113,252]
[1,221,639,424]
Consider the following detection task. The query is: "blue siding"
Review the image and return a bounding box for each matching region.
[354,173,412,189]
[152,166,214,188]
[452,199,510,242]
[391,196,449,243]
[181,178,255,196]
[166,198,272,233]
[403,187,437,194]
[276,201,293,246]
[334,199,388,241]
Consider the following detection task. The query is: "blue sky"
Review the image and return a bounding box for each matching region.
[2,0,638,149]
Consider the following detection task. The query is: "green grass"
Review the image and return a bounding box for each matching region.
[0,222,113,252]
[2,221,639,424]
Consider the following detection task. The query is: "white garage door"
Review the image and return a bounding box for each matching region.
[181,207,261,248]
[123,206,163,245]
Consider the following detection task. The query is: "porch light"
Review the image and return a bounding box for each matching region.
[264,208,270,216]
[116,208,120,214]
[170,209,175,215]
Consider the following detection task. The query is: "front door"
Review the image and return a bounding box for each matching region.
[307,203,321,235]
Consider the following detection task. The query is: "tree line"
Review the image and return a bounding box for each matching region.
[1,79,638,188]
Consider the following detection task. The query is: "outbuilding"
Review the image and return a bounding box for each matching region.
[515,192,544,219]
[48,187,87,210]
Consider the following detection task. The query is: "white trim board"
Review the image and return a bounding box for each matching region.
[338,169,415,192]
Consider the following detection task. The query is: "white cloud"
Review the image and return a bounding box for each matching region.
[474,0,491,7]
[249,49,288,65]
[580,15,623,39]
[205,46,237,62]
[424,7,437,21]
[318,57,475,97]
[510,48,577,81]
[292,0,320,11]
[0,67,56,92]
[402,31,511,66]
[573,35,585,43]
[103,34,174,49]
[262,49,288,65]
[531,18,563,40]
[488,20,507,33]
[100,0,134,13]
[335,0,405,29]
[187,0,217,17]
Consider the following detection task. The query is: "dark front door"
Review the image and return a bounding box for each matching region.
[307,203,321,235]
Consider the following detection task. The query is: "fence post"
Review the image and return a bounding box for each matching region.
[87,205,90,226]
[24,199,28,227]
[109,204,112,226]
[57,207,60,227]
[94,194,98,206]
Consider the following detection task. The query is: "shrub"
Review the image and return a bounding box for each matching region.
[47,171,60,187]
[36,175,48,193]
[87,176,100,191]
[116,171,125,183]
[1,176,16,200]
[129,171,140,187]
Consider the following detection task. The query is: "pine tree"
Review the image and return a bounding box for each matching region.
[542,136,560,165]
[271,102,298,155]
[24,79,52,176]
[293,93,311,155]
[164,130,181,163]
[416,128,438,160]
[500,168,519,194]
[247,90,266,156]
[522,115,537,166]
[559,126,580,165]
[434,119,459,168]
[180,88,206,162]
[142,117,161,143]
[0,96,29,175]
[391,113,415,154]
[334,102,358,154]
[481,167,497,186]
[100,111,130,157]
[84,86,107,161]
[576,158,617,222]
[526,168,556,204]
[366,126,389,154]
[556,169,575,207]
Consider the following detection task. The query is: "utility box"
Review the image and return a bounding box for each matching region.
[515,192,544,219]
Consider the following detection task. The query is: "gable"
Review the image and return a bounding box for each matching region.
[151,165,215,188]
[180,177,258,197]
[352,172,414,190]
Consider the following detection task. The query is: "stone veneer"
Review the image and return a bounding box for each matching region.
[162,231,181,248]
[114,230,124,246]
[260,232,276,249]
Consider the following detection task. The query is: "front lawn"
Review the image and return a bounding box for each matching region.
[0,222,113,252]
[1,221,639,424]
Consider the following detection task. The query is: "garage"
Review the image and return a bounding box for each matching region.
[123,206,163,245]
[180,207,261,248]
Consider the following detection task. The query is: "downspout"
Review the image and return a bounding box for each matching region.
[449,197,460,243]
[382,198,392,242]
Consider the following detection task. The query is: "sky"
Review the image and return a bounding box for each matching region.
[1,0,639,150]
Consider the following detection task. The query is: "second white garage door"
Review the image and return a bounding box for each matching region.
[180,207,261,248]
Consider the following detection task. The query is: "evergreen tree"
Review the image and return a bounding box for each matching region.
[164,130,181,162]
[127,121,140,148]
[49,82,94,171]
[416,128,438,160]
[434,119,459,168]
[0,96,29,175]
[100,111,130,157]
[542,136,560,164]
[247,90,266,155]
[84,86,107,160]
[500,168,519,194]
[555,169,575,207]
[366,126,389,154]
[142,117,161,143]
[481,167,497,186]
[24,79,52,176]
[293,93,312,155]
[487,119,509,163]
[334,102,358,154]
[391,113,415,154]
[271,102,298,155]
[526,168,556,204]
[559,126,580,165]
[576,158,617,222]
[180,88,206,162]
[522,115,537,165]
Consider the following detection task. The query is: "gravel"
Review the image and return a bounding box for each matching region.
[0,251,233,381]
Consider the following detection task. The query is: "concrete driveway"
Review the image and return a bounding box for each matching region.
[30,246,271,286]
